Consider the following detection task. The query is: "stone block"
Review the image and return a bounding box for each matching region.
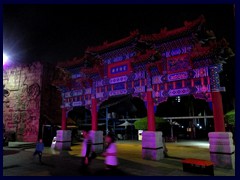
[142,131,164,160]
[142,148,164,160]
[209,144,235,153]
[208,132,235,169]
[55,130,72,150]
[210,153,235,169]
[208,132,232,139]
[89,130,104,153]
[56,130,71,141]
[209,138,234,145]
[55,141,71,150]
[142,131,162,148]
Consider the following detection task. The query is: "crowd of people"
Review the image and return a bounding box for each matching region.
[32,131,119,174]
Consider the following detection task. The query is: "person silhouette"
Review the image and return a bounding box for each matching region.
[33,139,44,164]
[102,133,118,170]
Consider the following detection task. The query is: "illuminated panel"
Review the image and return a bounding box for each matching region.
[108,60,132,78]
[109,76,128,84]
[168,88,190,96]
[109,89,127,96]
[168,72,188,82]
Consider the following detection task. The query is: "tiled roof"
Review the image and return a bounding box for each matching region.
[140,15,205,42]
[86,30,139,53]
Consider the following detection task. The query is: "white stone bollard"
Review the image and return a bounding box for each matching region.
[142,131,164,160]
[55,130,72,150]
[208,132,235,169]
[138,130,143,141]
[89,130,104,153]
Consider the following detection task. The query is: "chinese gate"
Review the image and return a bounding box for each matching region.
[53,15,235,168]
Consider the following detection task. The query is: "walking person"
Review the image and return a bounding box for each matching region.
[102,133,118,171]
[33,139,44,164]
[80,130,93,172]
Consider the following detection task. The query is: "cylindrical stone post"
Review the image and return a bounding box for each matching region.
[147,89,156,131]
[90,98,103,153]
[55,106,71,150]
[61,107,67,130]
[211,92,225,132]
[91,97,98,131]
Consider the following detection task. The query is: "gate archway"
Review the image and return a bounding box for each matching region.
[97,95,146,139]
[67,106,91,127]
[53,16,234,167]
[156,95,214,139]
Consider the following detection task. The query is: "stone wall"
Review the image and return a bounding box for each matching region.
[3,62,43,142]
[40,63,62,130]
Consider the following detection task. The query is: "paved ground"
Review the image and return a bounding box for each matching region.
[3,140,235,176]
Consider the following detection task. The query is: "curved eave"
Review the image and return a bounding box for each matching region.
[140,30,193,44]
[86,31,139,54]
[140,15,205,43]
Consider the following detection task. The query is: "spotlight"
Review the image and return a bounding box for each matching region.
[3,53,9,66]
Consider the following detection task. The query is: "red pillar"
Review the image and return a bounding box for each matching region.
[147,90,156,131]
[211,92,225,132]
[61,107,67,130]
[91,98,98,131]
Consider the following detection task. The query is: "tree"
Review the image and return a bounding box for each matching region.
[134,116,170,136]
[225,109,235,144]
[225,109,235,126]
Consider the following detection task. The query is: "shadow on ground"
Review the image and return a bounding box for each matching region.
[40,151,133,176]
[41,151,186,176]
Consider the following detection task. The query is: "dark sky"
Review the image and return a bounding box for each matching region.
[3,4,235,65]
[3,4,235,113]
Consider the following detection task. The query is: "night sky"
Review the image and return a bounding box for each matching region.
[3,4,235,112]
[3,4,235,64]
